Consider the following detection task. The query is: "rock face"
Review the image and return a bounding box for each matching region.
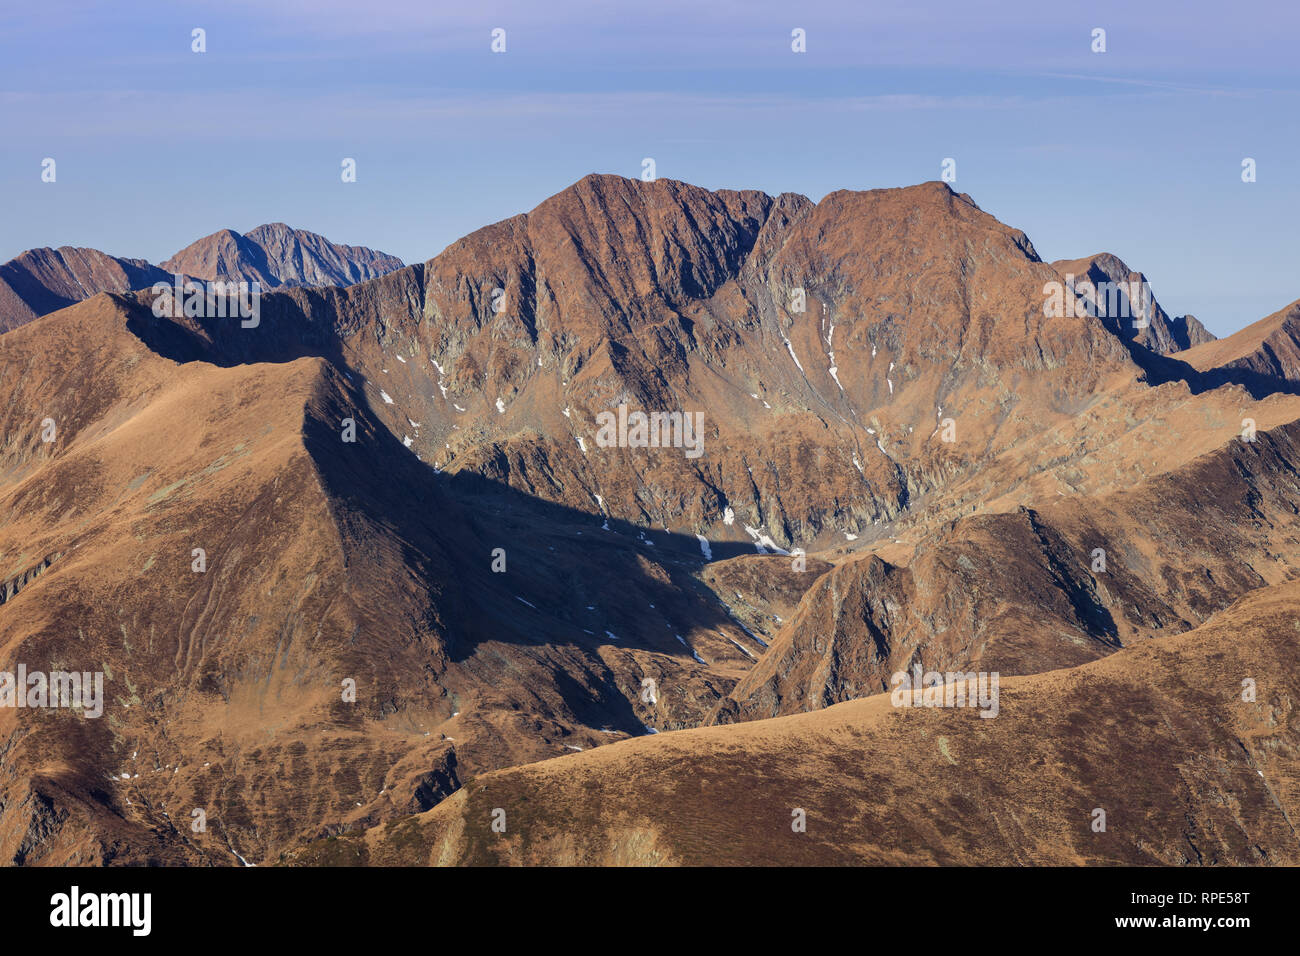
[1050,253,1215,354]
[3,173,1300,867]
[142,176,1148,555]
[161,223,405,289]
[0,226,404,334]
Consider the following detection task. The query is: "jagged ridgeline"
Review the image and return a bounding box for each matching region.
[2,174,1299,865]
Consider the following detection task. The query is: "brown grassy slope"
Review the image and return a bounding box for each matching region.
[291,577,1300,866]
[0,293,783,864]
[0,295,438,864]
[1178,298,1300,385]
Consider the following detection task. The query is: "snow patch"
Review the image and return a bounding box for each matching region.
[783,337,805,373]
[727,637,758,660]
[743,525,790,556]
[676,634,706,665]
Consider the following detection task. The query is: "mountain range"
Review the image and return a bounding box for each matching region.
[2,174,1299,866]
[0,225,404,333]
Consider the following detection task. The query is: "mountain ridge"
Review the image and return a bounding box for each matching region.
[3,173,1300,866]
[0,224,405,335]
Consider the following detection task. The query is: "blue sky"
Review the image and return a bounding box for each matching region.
[2,0,1297,336]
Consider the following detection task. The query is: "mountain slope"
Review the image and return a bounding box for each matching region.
[4,174,1300,867]
[718,416,1300,722]
[0,226,404,335]
[0,292,770,864]
[161,223,404,289]
[292,576,1300,866]
[0,247,170,333]
[1178,297,1300,390]
[1051,252,1215,354]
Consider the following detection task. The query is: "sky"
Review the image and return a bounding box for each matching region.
[2,0,1297,337]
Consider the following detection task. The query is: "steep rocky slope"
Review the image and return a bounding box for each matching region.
[1051,252,1214,354]
[133,176,1155,554]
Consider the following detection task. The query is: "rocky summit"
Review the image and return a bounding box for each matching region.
[2,174,1298,867]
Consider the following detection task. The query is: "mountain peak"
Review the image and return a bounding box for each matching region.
[1051,252,1215,354]
[161,223,404,289]
[0,224,405,334]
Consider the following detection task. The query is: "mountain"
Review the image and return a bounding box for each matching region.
[0,247,170,333]
[1049,252,1215,355]
[1177,297,1300,389]
[0,225,404,335]
[3,173,1299,866]
[161,223,405,289]
[293,576,1300,866]
[715,417,1300,723]
[138,176,1150,551]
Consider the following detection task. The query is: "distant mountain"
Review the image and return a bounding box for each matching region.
[1050,252,1215,354]
[0,225,404,333]
[0,247,170,333]
[161,223,405,289]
